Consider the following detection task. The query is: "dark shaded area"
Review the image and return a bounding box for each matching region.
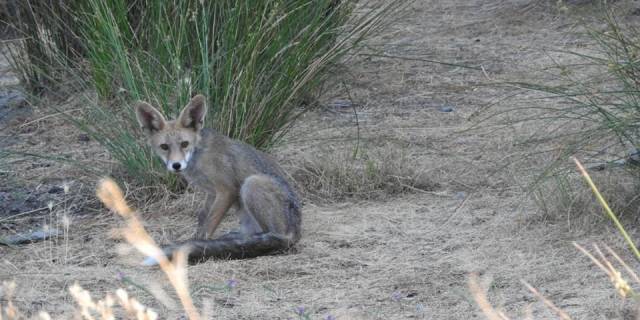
[0,89,29,123]
[0,185,56,218]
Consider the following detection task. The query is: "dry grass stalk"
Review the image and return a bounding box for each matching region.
[115,288,158,320]
[468,273,509,320]
[572,157,640,260]
[69,284,122,320]
[2,278,162,320]
[96,178,200,320]
[604,244,640,284]
[574,242,635,298]
[521,281,572,320]
[2,282,18,320]
[469,273,577,320]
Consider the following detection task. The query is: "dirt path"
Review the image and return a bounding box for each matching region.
[276,1,638,318]
[2,0,640,319]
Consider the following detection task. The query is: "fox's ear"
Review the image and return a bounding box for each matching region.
[178,94,207,131]
[135,101,166,135]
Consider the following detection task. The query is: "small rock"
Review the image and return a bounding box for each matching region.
[438,106,454,112]
[78,134,90,142]
[48,186,64,194]
[328,100,353,109]
[0,229,60,245]
[628,148,640,165]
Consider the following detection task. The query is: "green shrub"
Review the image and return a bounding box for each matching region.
[5,0,404,187]
[484,7,640,184]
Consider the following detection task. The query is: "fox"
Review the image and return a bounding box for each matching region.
[134,94,301,264]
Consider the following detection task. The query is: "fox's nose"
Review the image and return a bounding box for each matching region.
[172,162,182,171]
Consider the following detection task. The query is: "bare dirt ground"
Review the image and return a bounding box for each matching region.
[3,0,640,319]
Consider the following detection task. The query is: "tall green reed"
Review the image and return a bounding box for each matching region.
[499,7,640,181]
[5,0,405,187]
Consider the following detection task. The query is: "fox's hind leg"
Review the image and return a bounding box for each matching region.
[195,193,215,239]
[239,175,291,237]
[237,207,263,235]
[143,174,298,266]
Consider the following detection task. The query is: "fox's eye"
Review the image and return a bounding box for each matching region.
[181,141,189,148]
[160,144,169,150]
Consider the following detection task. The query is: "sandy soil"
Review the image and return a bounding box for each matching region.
[3,0,640,319]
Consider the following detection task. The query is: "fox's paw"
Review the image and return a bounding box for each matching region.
[141,246,175,266]
[142,256,160,266]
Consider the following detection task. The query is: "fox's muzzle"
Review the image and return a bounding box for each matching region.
[166,150,193,172]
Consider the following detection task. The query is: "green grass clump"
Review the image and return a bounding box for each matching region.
[482,6,640,184]
[5,0,404,187]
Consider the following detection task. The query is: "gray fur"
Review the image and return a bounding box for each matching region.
[136,95,301,264]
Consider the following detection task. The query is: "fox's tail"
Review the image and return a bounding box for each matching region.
[143,232,294,265]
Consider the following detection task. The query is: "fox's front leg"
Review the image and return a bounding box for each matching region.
[196,189,235,239]
[196,193,216,239]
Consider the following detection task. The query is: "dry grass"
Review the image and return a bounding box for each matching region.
[468,158,640,320]
[470,242,640,320]
[290,143,439,202]
[531,169,640,230]
[5,0,640,319]
[469,272,574,320]
[0,178,198,320]
[96,178,199,320]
